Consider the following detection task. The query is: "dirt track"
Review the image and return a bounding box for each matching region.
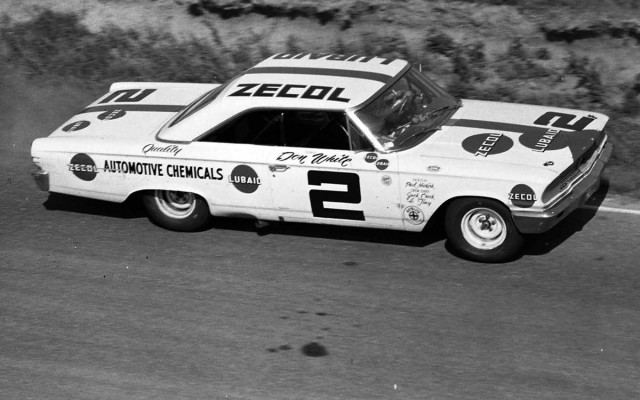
[2,151,639,399]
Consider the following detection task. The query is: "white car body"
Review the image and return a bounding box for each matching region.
[31,53,612,261]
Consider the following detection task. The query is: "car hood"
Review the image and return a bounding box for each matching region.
[421,99,608,173]
[46,82,218,141]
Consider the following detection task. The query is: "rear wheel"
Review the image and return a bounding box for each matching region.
[143,190,210,231]
[445,198,523,263]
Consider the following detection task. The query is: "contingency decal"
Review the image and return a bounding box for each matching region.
[229,165,261,193]
[229,83,350,103]
[62,120,90,132]
[462,133,514,157]
[276,151,352,167]
[405,177,435,207]
[68,153,99,181]
[308,171,365,221]
[142,143,183,157]
[98,109,126,121]
[509,184,537,208]
[103,160,223,180]
[364,153,378,163]
[69,153,224,181]
[362,152,389,170]
[403,206,425,225]
[381,175,392,186]
[375,159,390,170]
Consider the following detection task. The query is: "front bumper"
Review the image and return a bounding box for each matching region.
[32,169,49,192]
[511,141,612,234]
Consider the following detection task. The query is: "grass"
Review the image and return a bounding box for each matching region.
[1,8,639,196]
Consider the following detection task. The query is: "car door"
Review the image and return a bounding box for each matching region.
[185,142,276,219]
[187,110,290,220]
[267,110,404,229]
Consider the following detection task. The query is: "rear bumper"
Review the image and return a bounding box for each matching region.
[512,141,612,234]
[32,169,49,192]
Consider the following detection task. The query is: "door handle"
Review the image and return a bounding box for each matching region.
[269,164,290,172]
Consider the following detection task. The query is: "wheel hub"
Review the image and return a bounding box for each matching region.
[461,208,507,249]
[155,190,196,217]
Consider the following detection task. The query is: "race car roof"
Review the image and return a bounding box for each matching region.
[228,53,409,108]
[158,53,410,142]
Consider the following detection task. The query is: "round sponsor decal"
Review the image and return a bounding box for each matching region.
[364,153,378,163]
[509,184,537,208]
[98,109,126,120]
[381,175,392,186]
[403,206,425,225]
[519,129,568,153]
[69,153,98,181]
[462,133,514,157]
[62,120,90,132]
[376,159,390,170]
[229,165,261,193]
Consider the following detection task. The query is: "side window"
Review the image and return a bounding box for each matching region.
[199,110,283,145]
[199,109,373,151]
[282,111,350,150]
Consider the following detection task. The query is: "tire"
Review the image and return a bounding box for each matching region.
[142,190,211,232]
[444,198,524,263]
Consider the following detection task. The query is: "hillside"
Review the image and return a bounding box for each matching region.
[1,0,639,195]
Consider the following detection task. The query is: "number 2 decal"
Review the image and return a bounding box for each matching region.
[534,111,595,131]
[308,171,365,221]
[99,89,156,104]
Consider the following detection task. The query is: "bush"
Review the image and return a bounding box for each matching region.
[424,31,457,57]
[451,49,472,83]
[464,42,486,67]
[506,38,528,60]
[535,47,552,60]
[495,38,552,81]
[563,52,605,105]
[0,10,234,83]
[360,30,412,61]
[620,75,640,114]
[576,66,604,104]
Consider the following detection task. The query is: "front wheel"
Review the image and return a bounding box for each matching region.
[142,190,211,231]
[445,198,523,263]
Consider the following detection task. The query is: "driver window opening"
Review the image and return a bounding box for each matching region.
[199,109,373,151]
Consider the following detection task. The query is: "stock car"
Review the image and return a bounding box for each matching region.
[31,53,612,262]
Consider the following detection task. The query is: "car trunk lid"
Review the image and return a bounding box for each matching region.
[47,82,218,141]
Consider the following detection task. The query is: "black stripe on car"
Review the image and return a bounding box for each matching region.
[244,66,393,84]
[79,104,186,114]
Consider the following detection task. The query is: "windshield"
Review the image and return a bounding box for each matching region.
[355,68,460,150]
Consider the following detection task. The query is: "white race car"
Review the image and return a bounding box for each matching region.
[31,53,612,262]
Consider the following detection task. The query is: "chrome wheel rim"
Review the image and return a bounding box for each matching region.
[460,207,507,250]
[154,190,196,218]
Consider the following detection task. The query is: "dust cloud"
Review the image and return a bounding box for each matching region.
[0,67,103,153]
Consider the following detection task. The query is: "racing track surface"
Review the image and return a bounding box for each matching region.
[1,150,640,400]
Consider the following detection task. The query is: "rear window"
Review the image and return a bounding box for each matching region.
[168,82,229,127]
